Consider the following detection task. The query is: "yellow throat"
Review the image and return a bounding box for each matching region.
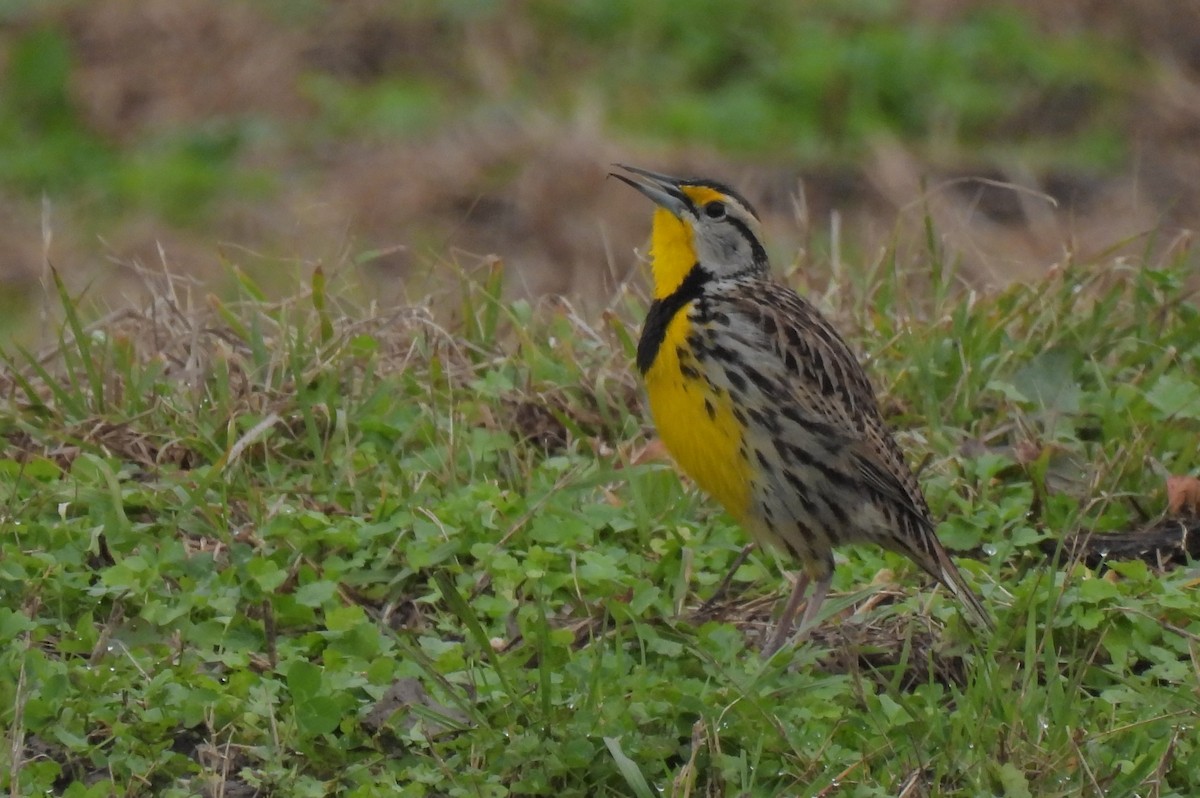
[642,194,751,522]
[649,208,694,298]
[647,185,726,298]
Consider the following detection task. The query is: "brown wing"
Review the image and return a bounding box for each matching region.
[705,279,992,630]
[714,281,932,523]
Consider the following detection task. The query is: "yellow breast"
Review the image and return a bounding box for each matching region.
[643,308,752,522]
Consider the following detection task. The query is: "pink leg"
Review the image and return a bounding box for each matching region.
[763,572,810,657]
[762,572,833,658]
[795,573,831,634]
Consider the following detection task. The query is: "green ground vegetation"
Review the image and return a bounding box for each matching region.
[2,235,1199,795]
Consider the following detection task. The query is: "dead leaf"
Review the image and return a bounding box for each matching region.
[628,438,671,467]
[1166,475,1200,517]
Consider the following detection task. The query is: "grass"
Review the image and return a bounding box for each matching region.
[0,2,1142,222]
[2,233,1200,796]
[526,0,1138,165]
[0,25,270,228]
[0,3,1152,340]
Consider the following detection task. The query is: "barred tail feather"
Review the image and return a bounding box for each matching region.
[936,554,993,632]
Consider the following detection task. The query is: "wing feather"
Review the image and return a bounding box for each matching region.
[713,284,930,515]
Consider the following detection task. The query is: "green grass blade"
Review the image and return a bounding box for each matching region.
[49,267,105,413]
[603,736,656,798]
[433,570,518,704]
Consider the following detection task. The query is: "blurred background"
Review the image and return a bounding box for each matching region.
[1,0,1198,334]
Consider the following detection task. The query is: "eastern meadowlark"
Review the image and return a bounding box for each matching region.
[611,164,992,656]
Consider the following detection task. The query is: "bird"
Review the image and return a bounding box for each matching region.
[610,164,992,656]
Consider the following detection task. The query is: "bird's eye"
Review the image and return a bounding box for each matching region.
[704,201,727,219]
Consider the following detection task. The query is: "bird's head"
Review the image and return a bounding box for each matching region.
[611,164,768,299]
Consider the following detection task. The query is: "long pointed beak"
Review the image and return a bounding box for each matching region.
[609,164,691,218]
